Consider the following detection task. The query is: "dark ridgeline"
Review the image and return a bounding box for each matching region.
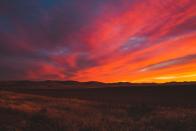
[1,81,196,131]
[0,81,196,106]
[0,80,195,88]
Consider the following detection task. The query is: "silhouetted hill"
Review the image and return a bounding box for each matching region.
[0,81,196,106]
[0,80,196,90]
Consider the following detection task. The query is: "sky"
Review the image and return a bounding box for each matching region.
[0,0,196,83]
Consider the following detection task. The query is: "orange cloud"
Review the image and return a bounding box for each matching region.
[0,0,195,82]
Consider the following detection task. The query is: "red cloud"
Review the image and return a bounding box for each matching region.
[0,0,195,82]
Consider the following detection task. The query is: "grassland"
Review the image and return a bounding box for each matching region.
[0,82,196,131]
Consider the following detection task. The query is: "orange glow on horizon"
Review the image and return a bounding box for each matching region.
[1,0,195,83]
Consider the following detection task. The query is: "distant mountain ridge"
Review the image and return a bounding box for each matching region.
[0,80,196,90]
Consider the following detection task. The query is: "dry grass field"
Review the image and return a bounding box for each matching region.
[1,82,196,131]
[1,88,196,131]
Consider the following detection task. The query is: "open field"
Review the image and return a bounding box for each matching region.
[1,81,196,106]
[0,82,196,131]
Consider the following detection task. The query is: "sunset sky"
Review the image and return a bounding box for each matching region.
[0,0,195,83]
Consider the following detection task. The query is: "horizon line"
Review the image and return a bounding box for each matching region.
[0,80,196,84]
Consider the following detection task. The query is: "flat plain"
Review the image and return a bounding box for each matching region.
[0,81,196,131]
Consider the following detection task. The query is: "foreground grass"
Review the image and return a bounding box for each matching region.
[0,91,196,131]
